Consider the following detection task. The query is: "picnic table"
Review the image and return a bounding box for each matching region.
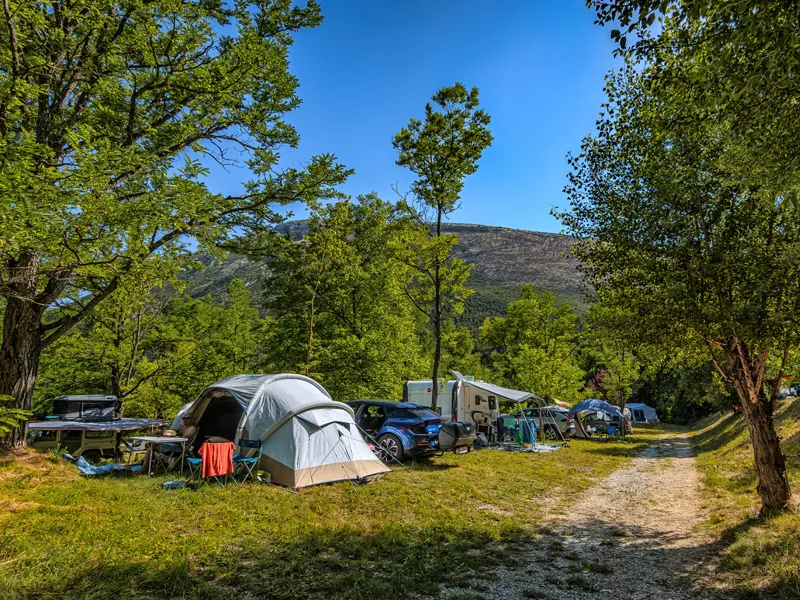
[128,436,189,477]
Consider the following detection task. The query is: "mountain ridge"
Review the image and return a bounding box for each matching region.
[183,222,587,329]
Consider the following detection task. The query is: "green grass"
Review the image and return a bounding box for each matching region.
[689,400,800,600]
[0,428,664,600]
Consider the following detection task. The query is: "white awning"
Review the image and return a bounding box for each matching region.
[464,380,538,403]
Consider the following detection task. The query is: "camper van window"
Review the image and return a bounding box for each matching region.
[32,430,57,443]
[61,430,82,444]
[85,430,115,439]
[488,396,497,410]
[475,396,482,406]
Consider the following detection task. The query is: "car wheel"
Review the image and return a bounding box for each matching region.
[377,434,404,463]
[544,426,559,440]
[82,451,101,465]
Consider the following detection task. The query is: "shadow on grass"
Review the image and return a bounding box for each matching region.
[688,413,748,455]
[714,513,800,600]
[6,523,532,600]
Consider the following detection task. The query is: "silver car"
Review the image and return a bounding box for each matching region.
[516,406,576,439]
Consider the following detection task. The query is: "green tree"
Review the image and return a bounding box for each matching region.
[0,395,29,437]
[589,1,800,199]
[559,64,799,512]
[263,194,427,400]
[0,0,349,446]
[581,304,641,407]
[480,286,585,405]
[393,83,492,411]
[35,278,266,417]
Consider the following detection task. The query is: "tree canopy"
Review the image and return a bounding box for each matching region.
[0,0,349,444]
[559,55,799,509]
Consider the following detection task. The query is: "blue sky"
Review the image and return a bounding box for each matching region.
[212,1,620,234]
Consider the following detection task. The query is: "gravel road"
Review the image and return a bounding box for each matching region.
[444,432,721,600]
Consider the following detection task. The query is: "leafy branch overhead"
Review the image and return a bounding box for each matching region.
[0,1,351,442]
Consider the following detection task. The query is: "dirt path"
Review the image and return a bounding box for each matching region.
[458,433,721,600]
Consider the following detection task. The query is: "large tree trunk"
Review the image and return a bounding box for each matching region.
[723,341,792,513]
[0,295,45,448]
[734,384,791,512]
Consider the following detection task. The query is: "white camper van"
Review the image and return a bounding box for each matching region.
[403,378,471,417]
[404,374,538,442]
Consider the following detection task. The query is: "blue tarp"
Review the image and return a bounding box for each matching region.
[568,399,625,419]
[64,453,138,476]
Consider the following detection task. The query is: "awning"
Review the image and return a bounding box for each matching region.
[463,380,539,403]
[27,418,167,432]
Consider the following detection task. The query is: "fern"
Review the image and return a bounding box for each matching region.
[0,395,31,437]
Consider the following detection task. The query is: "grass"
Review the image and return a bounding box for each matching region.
[688,400,800,600]
[0,428,665,600]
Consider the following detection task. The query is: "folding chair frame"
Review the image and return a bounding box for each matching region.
[233,438,262,484]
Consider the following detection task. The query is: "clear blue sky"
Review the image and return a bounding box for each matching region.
[212,0,620,234]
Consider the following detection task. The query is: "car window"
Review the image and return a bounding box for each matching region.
[85,430,114,439]
[364,405,385,418]
[61,430,82,444]
[386,408,411,419]
[406,408,438,420]
[30,430,57,443]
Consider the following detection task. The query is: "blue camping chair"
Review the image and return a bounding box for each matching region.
[605,424,619,440]
[233,438,262,484]
[185,454,203,479]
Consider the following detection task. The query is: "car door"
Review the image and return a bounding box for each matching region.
[359,405,388,436]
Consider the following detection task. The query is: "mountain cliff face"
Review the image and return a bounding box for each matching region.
[182,222,587,328]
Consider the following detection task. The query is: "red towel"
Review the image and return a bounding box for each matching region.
[198,441,235,478]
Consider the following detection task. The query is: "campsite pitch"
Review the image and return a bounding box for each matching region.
[0,430,662,600]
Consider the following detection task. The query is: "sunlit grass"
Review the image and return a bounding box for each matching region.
[0,428,663,600]
[689,401,800,599]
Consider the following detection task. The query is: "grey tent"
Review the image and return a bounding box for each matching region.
[625,403,660,424]
[183,374,389,488]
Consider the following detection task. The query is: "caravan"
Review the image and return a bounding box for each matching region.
[405,373,540,442]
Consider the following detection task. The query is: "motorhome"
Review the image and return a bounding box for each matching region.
[404,373,538,442]
[403,378,471,417]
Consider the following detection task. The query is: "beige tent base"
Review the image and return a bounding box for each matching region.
[259,454,389,488]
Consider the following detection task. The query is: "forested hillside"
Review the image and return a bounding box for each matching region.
[183,222,585,329]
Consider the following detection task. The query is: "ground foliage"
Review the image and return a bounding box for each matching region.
[0,429,662,600]
[690,402,800,599]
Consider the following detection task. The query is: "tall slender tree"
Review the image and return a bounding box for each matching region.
[0,1,349,446]
[393,83,492,411]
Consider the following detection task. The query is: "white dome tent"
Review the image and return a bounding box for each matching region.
[625,403,660,424]
[183,374,389,488]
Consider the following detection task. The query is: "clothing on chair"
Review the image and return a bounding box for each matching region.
[198,441,235,478]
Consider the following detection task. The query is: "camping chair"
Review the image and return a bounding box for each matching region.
[605,424,619,440]
[185,455,203,479]
[191,441,236,487]
[122,438,148,466]
[232,438,262,484]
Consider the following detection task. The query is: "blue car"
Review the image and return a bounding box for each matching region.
[347,400,442,461]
